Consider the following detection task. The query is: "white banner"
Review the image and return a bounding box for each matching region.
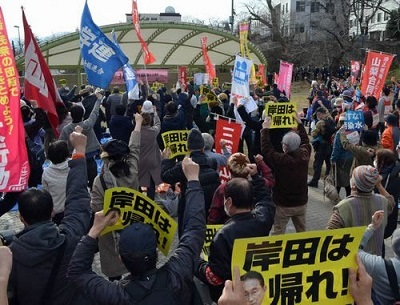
[231,55,252,99]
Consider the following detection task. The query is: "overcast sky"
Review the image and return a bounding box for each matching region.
[1,0,238,39]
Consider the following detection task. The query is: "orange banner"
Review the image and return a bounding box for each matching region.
[132,0,156,65]
[360,51,394,99]
[0,8,29,192]
[201,37,216,81]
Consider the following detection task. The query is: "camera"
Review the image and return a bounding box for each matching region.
[0,230,16,246]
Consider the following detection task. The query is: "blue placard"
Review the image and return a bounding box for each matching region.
[344,110,364,131]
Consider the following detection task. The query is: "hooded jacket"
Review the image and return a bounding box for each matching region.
[8,158,92,305]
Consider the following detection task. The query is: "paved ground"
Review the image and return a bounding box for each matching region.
[0,175,397,303]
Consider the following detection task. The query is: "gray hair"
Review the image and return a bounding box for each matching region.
[202,133,214,151]
[282,131,301,152]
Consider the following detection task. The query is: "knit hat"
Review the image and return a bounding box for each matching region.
[391,228,400,258]
[187,128,205,150]
[227,153,250,178]
[101,139,129,159]
[118,222,157,255]
[334,98,343,107]
[342,90,352,98]
[385,113,398,126]
[141,100,154,114]
[218,93,228,101]
[351,165,379,192]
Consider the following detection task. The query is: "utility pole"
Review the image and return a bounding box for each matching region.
[230,0,235,33]
[14,25,22,54]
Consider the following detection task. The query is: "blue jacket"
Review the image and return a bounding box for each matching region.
[68,181,206,305]
[9,158,92,305]
[330,132,354,163]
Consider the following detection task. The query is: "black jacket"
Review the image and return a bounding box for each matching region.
[197,175,275,301]
[109,115,134,145]
[161,150,220,236]
[68,181,206,305]
[9,158,92,305]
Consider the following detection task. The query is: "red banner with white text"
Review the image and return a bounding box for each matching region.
[257,64,266,85]
[132,0,156,65]
[0,8,29,192]
[214,118,242,183]
[201,37,216,81]
[178,66,187,89]
[361,51,394,99]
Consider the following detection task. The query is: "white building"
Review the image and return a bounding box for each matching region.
[125,6,181,23]
[349,0,400,41]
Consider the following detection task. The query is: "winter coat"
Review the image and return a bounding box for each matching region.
[261,123,311,206]
[68,181,206,305]
[109,114,134,145]
[8,158,92,305]
[139,115,162,187]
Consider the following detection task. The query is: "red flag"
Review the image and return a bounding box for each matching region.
[201,37,216,81]
[178,66,187,88]
[132,0,156,65]
[257,64,266,85]
[22,9,61,137]
[360,51,394,99]
[0,8,29,192]
[214,118,242,183]
[350,60,361,85]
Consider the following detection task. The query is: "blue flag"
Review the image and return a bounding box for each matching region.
[111,30,139,100]
[80,1,128,89]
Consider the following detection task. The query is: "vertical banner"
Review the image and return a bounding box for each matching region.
[132,0,156,65]
[232,227,364,305]
[23,8,62,137]
[257,64,267,85]
[231,55,252,99]
[214,119,242,183]
[178,66,187,88]
[111,30,139,100]
[200,37,216,81]
[273,72,279,84]
[277,61,294,98]
[0,8,29,192]
[360,50,394,99]
[350,60,361,85]
[80,1,129,89]
[239,22,250,57]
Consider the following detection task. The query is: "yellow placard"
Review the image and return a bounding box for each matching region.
[202,225,223,261]
[199,85,218,103]
[151,81,164,93]
[232,227,365,305]
[101,187,178,256]
[264,102,297,128]
[161,130,190,159]
[212,77,219,88]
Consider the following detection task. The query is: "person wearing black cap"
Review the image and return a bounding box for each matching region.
[68,157,206,305]
[161,128,220,236]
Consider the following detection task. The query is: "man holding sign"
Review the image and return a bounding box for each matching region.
[68,157,206,305]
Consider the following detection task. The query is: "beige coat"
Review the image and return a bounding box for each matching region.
[90,130,140,277]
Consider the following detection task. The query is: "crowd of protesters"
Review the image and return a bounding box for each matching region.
[0,73,400,305]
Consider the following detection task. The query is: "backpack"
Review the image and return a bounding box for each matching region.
[25,136,46,186]
[322,118,337,144]
[123,269,179,305]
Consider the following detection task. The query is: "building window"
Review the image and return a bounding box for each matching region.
[296,1,306,12]
[326,3,334,14]
[286,3,288,13]
[377,13,382,22]
[350,19,353,28]
[310,2,320,13]
[384,12,389,21]
[371,15,375,23]
[295,24,305,33]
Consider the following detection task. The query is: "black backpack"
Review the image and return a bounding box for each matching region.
[123,269,179,305]
[322,118,337,144]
